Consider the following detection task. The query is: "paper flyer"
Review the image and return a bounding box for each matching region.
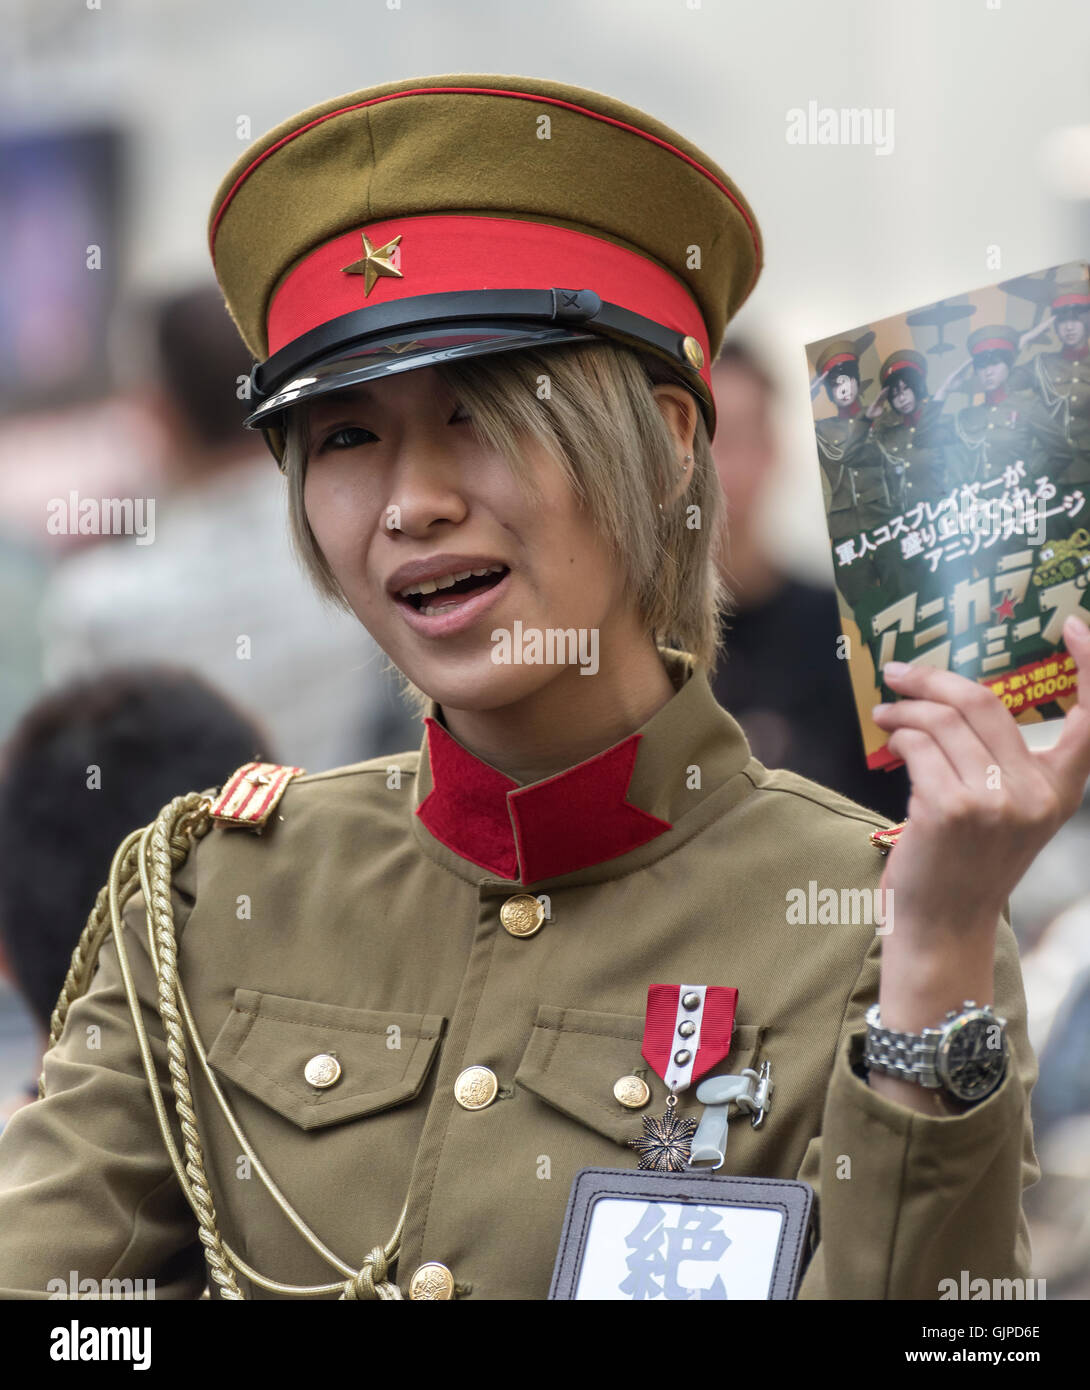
[807,261,1090,769]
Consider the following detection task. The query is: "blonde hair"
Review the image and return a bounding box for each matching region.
[281,340,727,711]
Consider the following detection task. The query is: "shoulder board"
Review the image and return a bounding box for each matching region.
[209,761,305,831]
[869,821,906,855]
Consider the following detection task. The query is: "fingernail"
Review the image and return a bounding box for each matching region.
[883,661,908,676]
[1065,615,1089,640]
[873,703,889,715]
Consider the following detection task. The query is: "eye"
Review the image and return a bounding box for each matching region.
[315,425,377,453]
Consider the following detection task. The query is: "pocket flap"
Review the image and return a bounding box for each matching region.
[207,989,445,1130]
[515,1004,764,1145]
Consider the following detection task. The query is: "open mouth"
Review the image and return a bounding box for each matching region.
[397,564,510,617]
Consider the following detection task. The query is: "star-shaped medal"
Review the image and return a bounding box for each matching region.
[341,232,403,296]
[627,1105,697,1172]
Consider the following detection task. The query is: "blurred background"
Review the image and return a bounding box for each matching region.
[1,0,1088,1295]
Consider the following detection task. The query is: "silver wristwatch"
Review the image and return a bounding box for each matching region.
[863,1000,1008,1104]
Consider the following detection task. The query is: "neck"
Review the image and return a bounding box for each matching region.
[985,385,1007,405]
[1063,341,1088,361]
[439,633,677,785]
[837,399,861,418]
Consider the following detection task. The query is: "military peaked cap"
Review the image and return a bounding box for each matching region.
[207,73,763,457]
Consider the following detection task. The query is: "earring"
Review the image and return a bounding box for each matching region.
[681,453,692,472]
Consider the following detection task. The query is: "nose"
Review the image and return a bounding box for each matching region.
[385,433,470,538]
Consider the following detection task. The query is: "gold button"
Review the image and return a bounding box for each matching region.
[682,335,705,370]
[454,1065,498,1110]
[613,1075,651,1109]
[499,894,546,938]
[409,1263,455,1300]
[304,1053,341,1088]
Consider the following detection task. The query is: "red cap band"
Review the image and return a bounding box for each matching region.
[970,337,1016,355]
[267,214,711,391]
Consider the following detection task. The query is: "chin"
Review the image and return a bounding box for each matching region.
[399,653,572,715]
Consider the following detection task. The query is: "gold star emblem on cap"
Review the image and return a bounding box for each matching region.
[341,232,403,296]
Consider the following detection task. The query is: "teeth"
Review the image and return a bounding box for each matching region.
[398,563,505,598]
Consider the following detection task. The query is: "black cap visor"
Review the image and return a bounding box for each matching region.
[243,320,597,434]
[244,287,712,465]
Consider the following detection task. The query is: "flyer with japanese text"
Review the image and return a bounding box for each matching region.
[808,261,1090,770]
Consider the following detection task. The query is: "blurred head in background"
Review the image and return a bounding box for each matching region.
[709,341,780,607]
[142,284,260,484]
[0,668,270,1040]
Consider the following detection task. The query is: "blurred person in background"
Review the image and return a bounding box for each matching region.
[0,667,270,1130]
[38,286,419,774]
[0,533,47,744]
[1017,879,1090,1298]
[709,342,911,823]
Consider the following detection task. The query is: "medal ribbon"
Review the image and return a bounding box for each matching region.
[641,983,738,1092]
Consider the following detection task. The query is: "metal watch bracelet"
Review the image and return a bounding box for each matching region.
[863,1003,947,1088]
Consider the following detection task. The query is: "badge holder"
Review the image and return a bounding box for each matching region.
[548,1168,813,1300]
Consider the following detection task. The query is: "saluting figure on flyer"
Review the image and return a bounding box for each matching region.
[938,325,1043,489]
[2,73,1090,1303]
[869,349,953,512]
[1028,283,1090,486]
[812,340,890,607]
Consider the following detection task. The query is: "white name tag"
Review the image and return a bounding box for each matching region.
[550,1168,813,1301]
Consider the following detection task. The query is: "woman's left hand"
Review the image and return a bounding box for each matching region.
[870,614,1090,978]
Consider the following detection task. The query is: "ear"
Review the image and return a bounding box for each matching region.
[651,382,699,505]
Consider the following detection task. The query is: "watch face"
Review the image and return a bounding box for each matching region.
[936,1015,1007,1101]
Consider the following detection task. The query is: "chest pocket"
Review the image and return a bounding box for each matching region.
[514,1004,764,1146]
[207,989,445,1131]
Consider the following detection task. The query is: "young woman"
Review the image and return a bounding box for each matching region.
[1,73,1088,1303]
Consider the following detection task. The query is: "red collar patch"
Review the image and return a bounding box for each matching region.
[416,717,672,883]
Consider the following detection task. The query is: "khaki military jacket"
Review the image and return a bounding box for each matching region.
[952,392,1042,487]
[1032,349,1090,480]
[0,652,1037,1300]
[816,411,891,539]
[871,399,953,509]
